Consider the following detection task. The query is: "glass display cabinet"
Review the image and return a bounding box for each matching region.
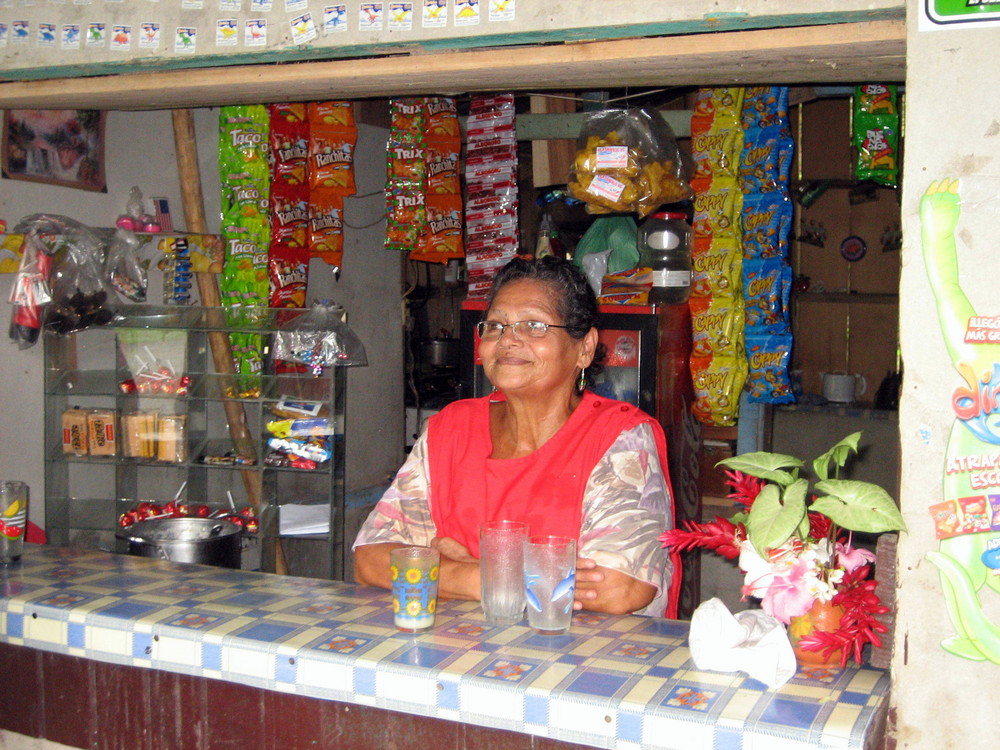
[42,305,349,579]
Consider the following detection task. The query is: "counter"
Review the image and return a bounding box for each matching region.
[0,545,889,750]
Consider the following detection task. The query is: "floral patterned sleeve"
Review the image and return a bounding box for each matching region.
[352,431,437,549]
[579,422,673,617]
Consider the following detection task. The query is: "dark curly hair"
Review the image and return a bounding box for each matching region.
[486,256,606,386]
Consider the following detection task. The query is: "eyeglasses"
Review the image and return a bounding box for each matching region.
[476,320,571,340]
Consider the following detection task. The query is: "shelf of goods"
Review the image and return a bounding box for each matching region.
[42,305,346,579]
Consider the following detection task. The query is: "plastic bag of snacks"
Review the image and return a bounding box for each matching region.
[567,107,691,217]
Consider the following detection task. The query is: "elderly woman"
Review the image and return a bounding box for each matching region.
[354,256,675,616]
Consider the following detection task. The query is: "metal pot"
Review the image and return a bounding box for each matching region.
[421,337,460,368]
[117,517,243,569]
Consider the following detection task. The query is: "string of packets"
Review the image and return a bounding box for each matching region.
[689,86,795,427]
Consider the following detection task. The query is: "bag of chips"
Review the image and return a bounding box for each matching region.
[567,107,691,217]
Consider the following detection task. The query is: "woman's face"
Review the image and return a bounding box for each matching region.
[480,278,597,398]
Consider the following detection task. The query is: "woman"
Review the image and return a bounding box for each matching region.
[354,256,676,616]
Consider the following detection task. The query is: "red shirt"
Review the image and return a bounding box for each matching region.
[427,391,670,558]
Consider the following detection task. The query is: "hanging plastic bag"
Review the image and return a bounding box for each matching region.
[271,301,368,375]
[7,230,55,349]
[573,215,639,275]
[567,107,692,217]
[105,227,148,302]
[14,214,122,336]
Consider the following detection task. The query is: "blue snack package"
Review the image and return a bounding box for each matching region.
[740,86,789,134]
[745,332,794,404]
[741,191,793,259]
[739,123,795,196]
[743,257,792,334]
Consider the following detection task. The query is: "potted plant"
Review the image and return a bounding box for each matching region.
[661,431,906,667]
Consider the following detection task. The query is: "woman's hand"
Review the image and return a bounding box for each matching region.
[430,536,477,564]
[573,556,656,615]
[430,536,481,601]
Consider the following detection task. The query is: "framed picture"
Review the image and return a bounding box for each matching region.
[2,109,107,192]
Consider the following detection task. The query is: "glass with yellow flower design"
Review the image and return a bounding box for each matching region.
[390,546,441,632]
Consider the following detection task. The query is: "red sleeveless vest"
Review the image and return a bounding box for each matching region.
[426,391,669,558]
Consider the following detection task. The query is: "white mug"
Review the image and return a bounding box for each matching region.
[822,372,867,403]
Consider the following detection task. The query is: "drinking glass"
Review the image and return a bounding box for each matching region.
[0,481,29,566]
[390,546,440,633]
[479,520,529,624]
[523,535,576,635]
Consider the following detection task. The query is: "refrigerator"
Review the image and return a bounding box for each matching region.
[459,300,703,617]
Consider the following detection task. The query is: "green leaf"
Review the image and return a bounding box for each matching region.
[746,479,808,552]
[812,479,907,533]
[812,431,863,481]
[718,451,802,488]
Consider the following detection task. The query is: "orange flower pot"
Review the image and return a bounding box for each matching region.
[787,599,845,668]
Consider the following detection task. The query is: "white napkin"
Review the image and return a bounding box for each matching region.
[688,597,796,688]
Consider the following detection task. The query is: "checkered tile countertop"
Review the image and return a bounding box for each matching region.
[0,545,889,750]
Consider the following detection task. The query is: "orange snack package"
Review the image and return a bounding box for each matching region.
[423,96,460,140]
[309,188,344,268]
[309,127,357,194]
[425,138,460,195]
[412,194,463,264]
[307,101,355,131]
[385,185,426,252]
[390,98,426,138]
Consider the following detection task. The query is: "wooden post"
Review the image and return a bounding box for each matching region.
[170,109,287,575]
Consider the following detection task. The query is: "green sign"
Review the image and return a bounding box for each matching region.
[925,0,1000,26]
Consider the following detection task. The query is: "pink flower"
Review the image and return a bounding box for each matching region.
[835,542,876,573]
[759,557,818,624]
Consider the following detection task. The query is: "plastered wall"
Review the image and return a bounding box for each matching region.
[893,7,1000,748]
[0,107,403,528]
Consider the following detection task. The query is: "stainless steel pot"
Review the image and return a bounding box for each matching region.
[421,337,460,368]
[117,517,242,568]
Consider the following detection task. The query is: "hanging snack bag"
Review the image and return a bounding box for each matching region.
[270,182,310,249]
[740,86,789,134]
[425,139,460,195]
[690,295,744,359]
[308,100,355,131]
[742,256,791,333]
[309,122,357,195]
[853,84,899,188]
[424,96,460,139]
[269,244,309,308]
[741,191,792,260]
[691,87,745,137]
[690,236,742,300]
[413,194,463,263]
[390,98,426,137]
[269,105,309,188]
[745,332,794,404]
[309,189,345,269]
[567,107,691,217]
[690,353,748,427]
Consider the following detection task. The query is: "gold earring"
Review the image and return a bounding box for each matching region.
[577,368,586,392]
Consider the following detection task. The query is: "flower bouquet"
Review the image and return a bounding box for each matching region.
[661,432,906,666]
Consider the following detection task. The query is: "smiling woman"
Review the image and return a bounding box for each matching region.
[354,255,679,618]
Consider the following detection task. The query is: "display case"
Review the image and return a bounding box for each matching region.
[42,305,349,579]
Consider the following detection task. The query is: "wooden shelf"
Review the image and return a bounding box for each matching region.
[794,291,899,304]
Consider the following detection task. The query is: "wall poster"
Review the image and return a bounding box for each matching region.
[1,109,107,193]
[922,177,1000,664]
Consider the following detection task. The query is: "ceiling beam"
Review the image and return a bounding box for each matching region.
[0,20,905,111]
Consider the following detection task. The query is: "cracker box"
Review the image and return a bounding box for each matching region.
[62,408,89,456]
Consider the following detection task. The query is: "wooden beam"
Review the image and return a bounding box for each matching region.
[0,21,905,111]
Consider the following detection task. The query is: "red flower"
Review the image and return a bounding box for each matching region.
[724,470,764,509]
[795,565,889,666]
[659,516,743,560]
